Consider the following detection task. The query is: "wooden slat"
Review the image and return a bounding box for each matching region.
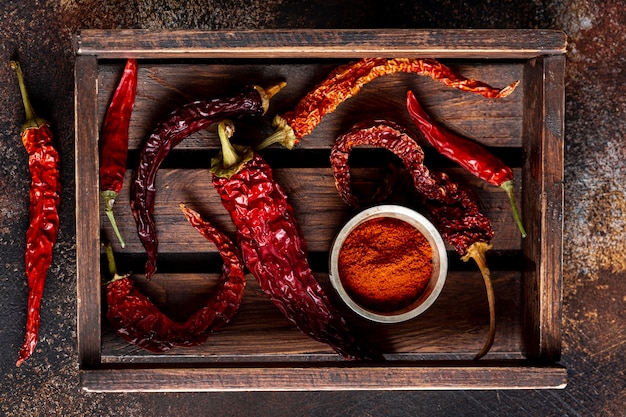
[96,62,525,151]
[521,55,565,361]
[100,167,524,254]
[100,271,522,360]
[76,29,567,59]
[80,363,568,392]
[75,54,102,368]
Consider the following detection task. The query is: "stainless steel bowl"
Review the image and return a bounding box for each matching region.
[329,205,448,323]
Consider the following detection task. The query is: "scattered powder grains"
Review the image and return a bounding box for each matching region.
[338,217,433,312]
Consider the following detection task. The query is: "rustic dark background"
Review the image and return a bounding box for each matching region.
[1,1,624,416]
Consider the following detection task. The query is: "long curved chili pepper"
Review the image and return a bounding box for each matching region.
[11,61,62,367]
[406,90,526,238]
[261,58,519,149]
[100,59,138,248]
[130,83,284,279]
[105,205,246,352]
[330,120,495,359]
[211,120,382,361]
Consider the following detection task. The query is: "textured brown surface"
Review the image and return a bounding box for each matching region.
[0,1,624,416]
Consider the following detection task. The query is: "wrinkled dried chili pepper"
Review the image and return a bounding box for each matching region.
[211,120,381,361]
[406,91,526,237]
[105,205,245,352]
[11,61,62,367]
[100,59,138,248]
[331,120,495,359]
[261,58,519,149]
[130,83,284,279]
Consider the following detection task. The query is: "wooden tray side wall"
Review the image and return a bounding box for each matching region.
[75,54,102,368]
[521,54,565,361]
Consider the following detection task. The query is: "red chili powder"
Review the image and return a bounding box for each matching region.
[338,216,433,313]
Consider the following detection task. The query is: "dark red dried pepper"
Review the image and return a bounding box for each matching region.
[211,120,381,361]
[130,83,284,279]
[105,205,245,352]
[406,91,526,237]
[100,59,138,248]
[262,58,519,149]
[331,120,495,359]
[11,61,62,367]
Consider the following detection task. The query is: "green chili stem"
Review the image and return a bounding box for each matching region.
[258,115,297,150]
[211,120,254,179]
[102,190,125,248]
[217,120,239,169]
[103,242,129,284]
[501,180,527,238]
[10,60,46,131]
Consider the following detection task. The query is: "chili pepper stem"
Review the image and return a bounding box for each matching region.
[101,190,126,248]
[461,241,495,360]
[10,61,47,131]
[258,115,297,150]
[212,120,255,178]
[103,243,130,284]
[218,121,238,168]
[254,82,286,114]
[501,180,527,238]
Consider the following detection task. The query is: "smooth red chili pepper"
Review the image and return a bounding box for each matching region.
[406,90,526,237]
[331,120,495,359]
[130,83,284,279]
[211,120,381,361]
[105,205,245,352]
[100,59,138,248]
[11,61,62,367]
[261,58,519,149]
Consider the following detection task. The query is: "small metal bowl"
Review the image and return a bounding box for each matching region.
[329,205,448,323]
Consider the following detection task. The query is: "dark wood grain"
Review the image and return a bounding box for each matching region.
[77,29,567,59]
[100,167,523,254]
[96,62,525,151]
[99,271,523,361]
[521,54,565,362]
[74,54,102,368]
[80,363,567,392]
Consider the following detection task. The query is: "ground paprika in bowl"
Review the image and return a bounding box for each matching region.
[329,205,448,323]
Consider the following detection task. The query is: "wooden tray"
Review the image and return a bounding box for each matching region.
[75,29,567,391]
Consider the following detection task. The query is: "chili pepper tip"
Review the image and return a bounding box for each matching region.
[495,80,520,99]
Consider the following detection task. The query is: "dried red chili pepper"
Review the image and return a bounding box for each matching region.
[211,120,381,361]
[331,120,495,359]
[105,204,245,352]
[261,58,519,149]
[11,61,62,367]
[100,59,138,248]
[406,91,526,237]
[130,83,284,279]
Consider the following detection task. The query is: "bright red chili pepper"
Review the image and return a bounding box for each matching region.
[211,120,381,361]
[331,120,495,359]
[100,59,138,248]
[11,61,62,367]
[105,204,245,352]
[261,57,519,149]
[130,83,284,279]
[406,90,526,237]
